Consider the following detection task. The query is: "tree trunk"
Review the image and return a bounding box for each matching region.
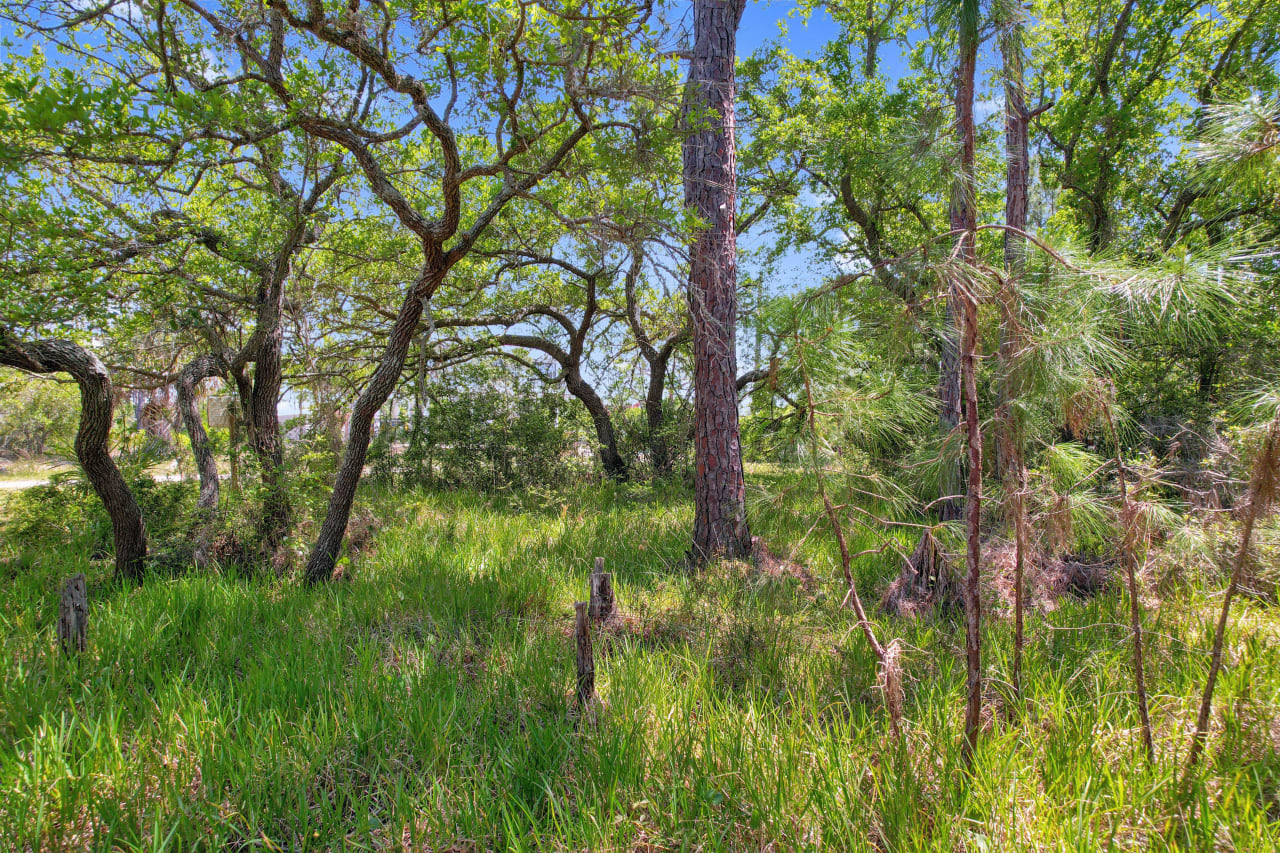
[248,264,291,559]
[999,10,1031,705]
[566,370,628,482]
[938,296,964,523]
[684,0,751,564]
[177,352,230,512]
[0,332,147,580]
[305,267,443,583]
[952,0,983,765]
[231,362,256,450]
[645,352,673,476]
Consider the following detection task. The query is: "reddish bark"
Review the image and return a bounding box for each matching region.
[684,0,751,564]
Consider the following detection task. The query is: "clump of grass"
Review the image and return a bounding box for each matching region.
[0,478,1276,849]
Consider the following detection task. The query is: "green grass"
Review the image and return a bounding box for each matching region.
[1,474,1278,850]
[0,457,73,483]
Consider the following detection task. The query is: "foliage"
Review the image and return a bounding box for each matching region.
[0,374,78,458]
[396,373,585,491]
[1,471,190,560]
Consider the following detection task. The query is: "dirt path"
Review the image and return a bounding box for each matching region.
[0,478,50,491]
[0,472,189,491]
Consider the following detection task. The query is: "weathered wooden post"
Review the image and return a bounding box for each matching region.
[573,601,596,715]
[589,556,614,622]
[57,573,88,655]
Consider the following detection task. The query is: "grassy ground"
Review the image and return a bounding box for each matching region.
[1,472,1277,850]
[0,457,74,485]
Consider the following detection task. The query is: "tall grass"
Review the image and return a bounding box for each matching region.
[1,475,1276,850]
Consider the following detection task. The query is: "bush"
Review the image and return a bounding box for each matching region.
[616,400,692,479]
[0,468,191,561]
[0,375,78,458]
[398,378,584,490]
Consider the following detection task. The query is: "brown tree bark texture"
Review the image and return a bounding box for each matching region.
[951,0,983,762]
[177,353,230,512]
[247,256,294,556]
[0,333,147,580]
[1000,23,1031,703]
[685,0,751,563]
[58,572,88,655]
[305,266,444,582]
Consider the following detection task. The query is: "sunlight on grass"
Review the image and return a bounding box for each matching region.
[1,480,1277,850]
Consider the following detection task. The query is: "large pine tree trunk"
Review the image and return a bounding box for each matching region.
[0,332,147,580]
[177,353,230,512]
[684,0,751,564]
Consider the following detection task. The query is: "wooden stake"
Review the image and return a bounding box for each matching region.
[574,601,596,715]
[57,573,88,655]
[589,557,614,622]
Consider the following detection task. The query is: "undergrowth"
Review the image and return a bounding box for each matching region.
[0,472,1277,850]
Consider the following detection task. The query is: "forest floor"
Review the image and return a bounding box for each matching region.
[0,457,188,490]
[1,470,1278,850]
[0,457,74,488]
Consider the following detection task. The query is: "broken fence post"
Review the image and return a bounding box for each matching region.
[574,601,596,714]
[589,556,614,622]
[57,573,88,655]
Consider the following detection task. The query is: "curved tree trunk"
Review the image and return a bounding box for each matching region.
[622,246,687,479]
[684,0,751,564]
[177,352,230,512]
[566,370,629,482]
[0,331,147,580]
[305,268,442,583]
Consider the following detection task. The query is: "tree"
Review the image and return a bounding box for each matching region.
[684,0,752,563]
[1033,0,1280,251]
[619,244,692,477]
[946,0,985,764]
[176,351,231,512]
[0,330,147,580]
[431,253,631,481]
